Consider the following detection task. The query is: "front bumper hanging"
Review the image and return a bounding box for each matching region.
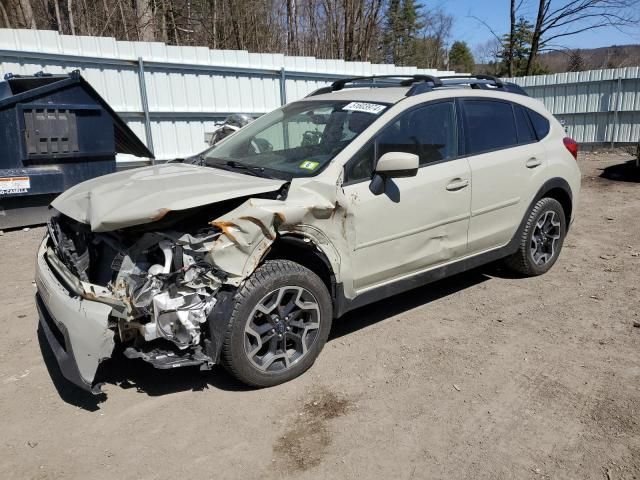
[35,237,115,394]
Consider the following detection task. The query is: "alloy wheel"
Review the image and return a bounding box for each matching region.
[530,210,561,265]
[243,286,321,372]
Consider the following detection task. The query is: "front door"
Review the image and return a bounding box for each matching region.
[343,100,472,292]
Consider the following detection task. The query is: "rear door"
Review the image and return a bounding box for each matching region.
[461,98,546,253]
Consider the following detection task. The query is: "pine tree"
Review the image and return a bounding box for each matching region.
[449,41,475,73]
[567,49,585,72]
[382,0,423,66]
[499,17,535,76]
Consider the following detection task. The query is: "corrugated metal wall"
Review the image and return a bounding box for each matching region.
[507,67,640,145]
[0,28,455,164]
[3,29,637,159]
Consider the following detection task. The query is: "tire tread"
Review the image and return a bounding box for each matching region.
[221,259,331,387]
[504,197,566,276]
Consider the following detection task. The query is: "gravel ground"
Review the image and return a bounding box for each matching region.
[0,152,639,480]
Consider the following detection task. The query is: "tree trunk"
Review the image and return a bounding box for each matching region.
[285,0,297,55]
[67,0,76,35]
[18,0,37,28]
[118,0,130,40]
[49,0,62,33]
[169,0,180,45]
[0,1,11,28]
[226,0,243,50]
[136,0,155,41]
[526,0,546,75]
[508,0,515,76]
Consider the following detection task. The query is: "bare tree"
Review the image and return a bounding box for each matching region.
[526,0,640,75]
[419,8,453,69]
[474,38,503,74]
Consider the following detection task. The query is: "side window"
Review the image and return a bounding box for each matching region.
[345,101,457,183]
[463,100,518,155]
[514,105,536,144]
[344,143,375,183]
[378,101,456,166]
[528,109,550,139]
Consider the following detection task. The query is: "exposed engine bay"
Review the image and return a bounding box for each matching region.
[47,211,234,368]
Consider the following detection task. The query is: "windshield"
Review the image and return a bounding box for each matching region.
[202,100,389,180]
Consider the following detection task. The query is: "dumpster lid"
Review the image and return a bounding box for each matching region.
[0,71,154,159]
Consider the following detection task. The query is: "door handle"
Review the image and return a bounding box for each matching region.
[446,178,469,191]
[526,157,542,168]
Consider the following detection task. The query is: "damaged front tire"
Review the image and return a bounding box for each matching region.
[221,260,332,387]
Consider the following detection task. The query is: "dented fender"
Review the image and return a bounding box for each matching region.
[206,180,351,290]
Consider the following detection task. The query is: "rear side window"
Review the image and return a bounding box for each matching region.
[514,105,536,144]
[528,110,550,139]
[462,100,518,155]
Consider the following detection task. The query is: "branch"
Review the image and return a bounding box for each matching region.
[469,15,503,43]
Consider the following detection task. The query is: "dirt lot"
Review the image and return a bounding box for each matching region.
[1,152,639,480]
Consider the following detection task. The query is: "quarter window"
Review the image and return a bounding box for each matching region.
[528,109,550,139]
[514,105,536,144]
[463,100,518,155]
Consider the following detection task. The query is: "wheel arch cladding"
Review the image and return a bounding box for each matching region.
[536,177,573,227]
[265,234,336,298]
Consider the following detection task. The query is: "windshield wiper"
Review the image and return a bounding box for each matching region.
[221,160,273,178]
[203,156,275,179]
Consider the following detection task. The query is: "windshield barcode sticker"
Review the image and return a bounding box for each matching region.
[342,102,387,115]
[0,176,30,195]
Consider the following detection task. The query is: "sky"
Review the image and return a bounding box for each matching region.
[434,0,640,52]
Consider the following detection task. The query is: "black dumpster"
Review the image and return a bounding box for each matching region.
[0,70,153,229]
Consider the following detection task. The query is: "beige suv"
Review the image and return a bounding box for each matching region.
[36,75,581,392]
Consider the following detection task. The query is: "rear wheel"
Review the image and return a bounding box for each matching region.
[505,197,567,276]
[221,260,332,387]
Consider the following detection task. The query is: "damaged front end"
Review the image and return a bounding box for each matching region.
[47,213,237,382]
[35,163,346,394]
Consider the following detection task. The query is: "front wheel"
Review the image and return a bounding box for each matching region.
[221,260,332,387]
[504,197,567,276]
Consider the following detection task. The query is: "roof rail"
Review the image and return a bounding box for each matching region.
[304,73,528,99]
[306,74,443,97]
[438,74,504,87]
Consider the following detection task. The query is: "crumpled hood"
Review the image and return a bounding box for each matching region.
[51,163,286,232]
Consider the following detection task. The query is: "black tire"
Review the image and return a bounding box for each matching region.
[221,260,332,387]
[504,197,567,276]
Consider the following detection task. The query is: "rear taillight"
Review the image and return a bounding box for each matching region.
[563,137,578,160]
